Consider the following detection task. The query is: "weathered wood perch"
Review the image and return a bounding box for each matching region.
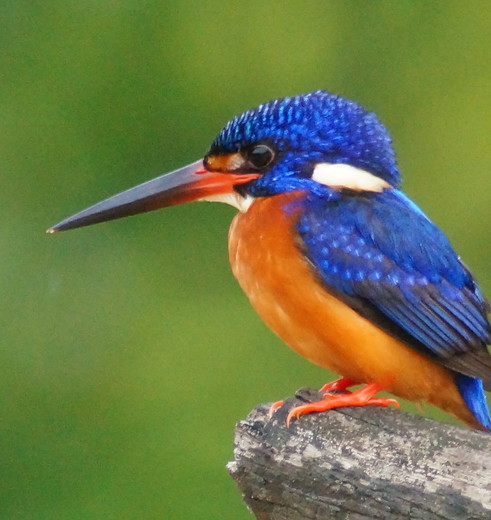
[228,388,491,519]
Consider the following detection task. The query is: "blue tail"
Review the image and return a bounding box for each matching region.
[456,374,491,432]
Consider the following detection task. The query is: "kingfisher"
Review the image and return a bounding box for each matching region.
[49,91,491,431]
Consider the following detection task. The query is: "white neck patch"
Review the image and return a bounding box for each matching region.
[312,163,391,192]
[200,192,256,213]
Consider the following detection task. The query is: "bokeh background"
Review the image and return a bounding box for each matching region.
[2,2,491,518]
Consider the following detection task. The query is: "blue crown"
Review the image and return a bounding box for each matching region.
[209,90,401,190]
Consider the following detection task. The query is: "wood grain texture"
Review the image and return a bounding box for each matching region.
[228,389,491,519]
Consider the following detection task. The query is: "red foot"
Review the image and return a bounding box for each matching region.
[268,399,284,417]
[286,382,400,426]
[319,377,359,394]
[269,379,357,418]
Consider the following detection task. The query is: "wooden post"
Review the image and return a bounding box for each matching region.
[228,388,491,519]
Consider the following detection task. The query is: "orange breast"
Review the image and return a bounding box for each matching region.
[228,191,477,426]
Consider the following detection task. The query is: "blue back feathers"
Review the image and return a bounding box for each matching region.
[296,189,491,430]
[297,189,490,358]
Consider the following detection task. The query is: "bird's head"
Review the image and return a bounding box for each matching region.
[206,90,400,197]
[48,91,400,232]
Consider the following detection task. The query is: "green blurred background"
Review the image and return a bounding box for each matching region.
[2,2,491,518]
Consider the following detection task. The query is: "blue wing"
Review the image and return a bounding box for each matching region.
[297,189,490,362]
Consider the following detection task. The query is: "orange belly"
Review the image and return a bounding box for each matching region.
[228,191,477,427]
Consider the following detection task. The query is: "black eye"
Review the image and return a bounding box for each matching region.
[248,144,275,169]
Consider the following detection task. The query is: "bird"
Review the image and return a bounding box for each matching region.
[48,90,491,431]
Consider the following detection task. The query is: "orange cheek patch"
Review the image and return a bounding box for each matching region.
[206,153,245,172]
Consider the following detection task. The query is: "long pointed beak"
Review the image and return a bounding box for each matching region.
[47,160,260,233]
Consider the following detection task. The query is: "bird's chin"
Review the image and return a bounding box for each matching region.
[200,192,256,213]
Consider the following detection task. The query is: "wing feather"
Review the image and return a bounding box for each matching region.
[297,189,491,382]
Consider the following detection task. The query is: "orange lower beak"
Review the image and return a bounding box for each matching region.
[47,160,260,232]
